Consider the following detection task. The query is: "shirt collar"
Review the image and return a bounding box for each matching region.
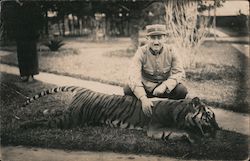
[149,46,163,56]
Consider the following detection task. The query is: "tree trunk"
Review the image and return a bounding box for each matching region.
[45,11,49,36]
[72,15,75,35]
[79,17,82,35]
[62,16,65,36]
[57,20,61,36]
[213,1,217,41]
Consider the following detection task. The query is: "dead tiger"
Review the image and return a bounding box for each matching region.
[20,86,220,143]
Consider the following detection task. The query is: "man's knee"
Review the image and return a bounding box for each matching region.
[175,83,188,99]
[170,83,188,99]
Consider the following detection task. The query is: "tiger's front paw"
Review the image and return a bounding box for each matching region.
[165,132,195,144]
[161,132,172,143]
[182,133,195,144]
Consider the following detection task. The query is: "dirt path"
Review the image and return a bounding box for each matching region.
[212,108,249,135]
[1,146,179,161]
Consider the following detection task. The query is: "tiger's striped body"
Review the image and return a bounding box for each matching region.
[21,86,219,143]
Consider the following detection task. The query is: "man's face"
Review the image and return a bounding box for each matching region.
[147,34,166,52]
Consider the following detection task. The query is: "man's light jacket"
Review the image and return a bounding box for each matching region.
[128,44,185,99]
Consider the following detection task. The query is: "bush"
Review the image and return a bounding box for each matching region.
[44,39,65,51]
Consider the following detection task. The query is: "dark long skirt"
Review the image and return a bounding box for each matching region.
[16,40,39,77]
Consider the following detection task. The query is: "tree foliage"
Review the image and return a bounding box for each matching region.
[0,1,44,44]
[1,0,226,51]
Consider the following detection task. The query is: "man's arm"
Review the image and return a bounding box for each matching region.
[162,47,185,93]
[128,48,147,99]
[128,48,153,116]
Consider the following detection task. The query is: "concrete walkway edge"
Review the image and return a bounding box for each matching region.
[0,146,183,161]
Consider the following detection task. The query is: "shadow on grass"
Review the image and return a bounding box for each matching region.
[233,46,249,112]
[186,63,243,82]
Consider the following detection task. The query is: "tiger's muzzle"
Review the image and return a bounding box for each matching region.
[185,107,220,137]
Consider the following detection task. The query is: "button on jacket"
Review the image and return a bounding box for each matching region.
[128,44,185,99]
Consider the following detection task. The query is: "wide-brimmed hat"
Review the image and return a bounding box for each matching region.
[146,24,167,36]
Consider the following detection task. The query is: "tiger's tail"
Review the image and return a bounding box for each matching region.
[21,86,83,107]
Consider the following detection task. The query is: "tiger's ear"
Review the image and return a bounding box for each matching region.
[191,97,201,107]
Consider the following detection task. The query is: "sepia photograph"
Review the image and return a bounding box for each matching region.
[0,0,249,160]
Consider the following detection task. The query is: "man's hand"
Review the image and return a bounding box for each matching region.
[153,83,167,96]
[140,96,153,117]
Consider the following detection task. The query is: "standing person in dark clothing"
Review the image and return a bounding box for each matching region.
[16,38,39,82]
[15,1,43,82]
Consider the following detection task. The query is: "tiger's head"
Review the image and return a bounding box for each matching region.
[185,97,220,137]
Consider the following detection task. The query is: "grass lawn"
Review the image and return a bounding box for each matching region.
[0,73,248,160]
[0,39,248,113]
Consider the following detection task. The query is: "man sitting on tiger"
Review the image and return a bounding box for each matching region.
[124,24,188,116]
